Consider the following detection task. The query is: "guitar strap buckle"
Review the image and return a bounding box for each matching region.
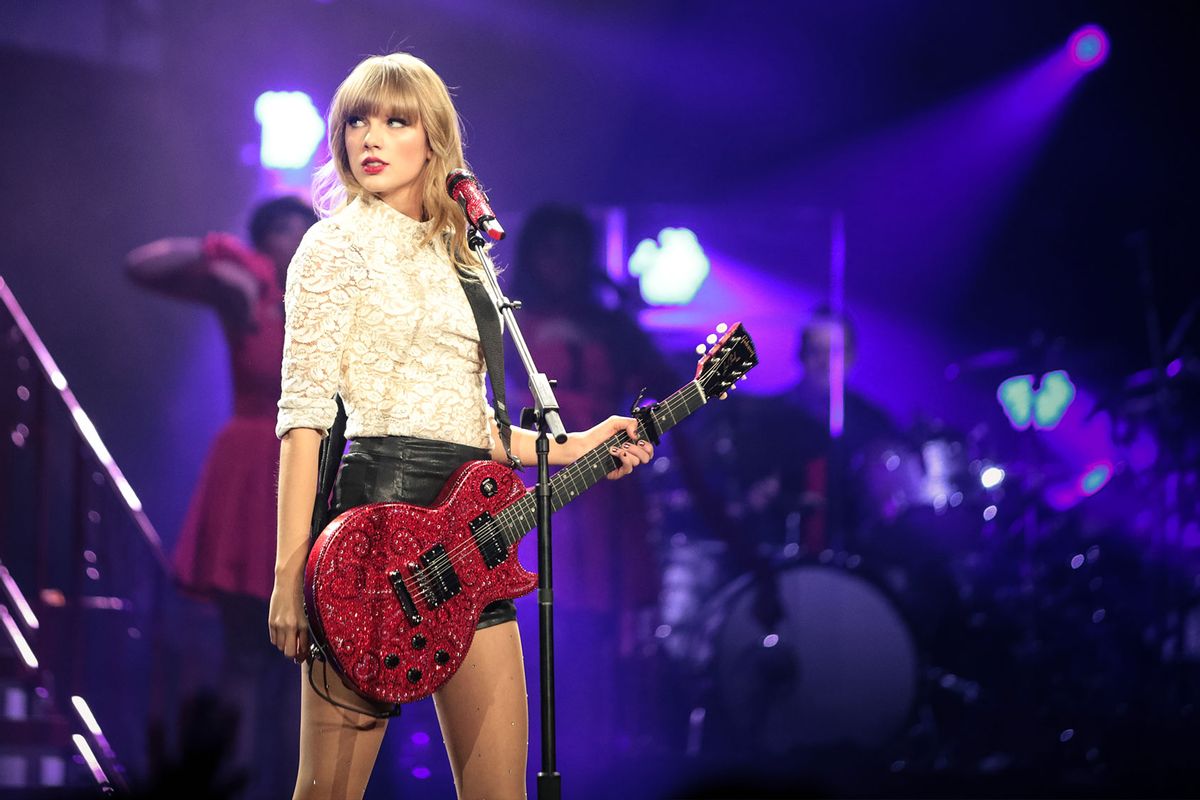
[629,387,661,447]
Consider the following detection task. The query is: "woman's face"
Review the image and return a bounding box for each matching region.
[344,111,432,216]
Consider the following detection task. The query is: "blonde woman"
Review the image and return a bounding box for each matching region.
[268,53,652,800]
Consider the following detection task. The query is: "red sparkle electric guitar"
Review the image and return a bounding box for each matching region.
[304,323,757,705]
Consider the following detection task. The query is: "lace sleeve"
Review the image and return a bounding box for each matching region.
[276,221,365,438]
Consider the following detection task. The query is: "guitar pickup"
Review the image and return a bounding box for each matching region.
[470,512,509,569]
[418,544,462,608]
[388,568,423,625]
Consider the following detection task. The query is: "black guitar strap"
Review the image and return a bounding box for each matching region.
[306,397,404,718]
[310,395,347,540]
[459,275,521,470]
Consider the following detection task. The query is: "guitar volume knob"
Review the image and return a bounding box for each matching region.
[480,477,498,498]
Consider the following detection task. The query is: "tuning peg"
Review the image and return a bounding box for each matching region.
[716,322,728,334]
[695,344,706,355]
[706,333,718,345]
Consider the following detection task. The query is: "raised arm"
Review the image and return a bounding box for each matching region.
[125,234,263,330]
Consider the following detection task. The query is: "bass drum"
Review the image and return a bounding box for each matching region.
[705,562,919,754]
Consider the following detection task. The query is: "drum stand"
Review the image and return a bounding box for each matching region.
[1127,231,1198,709]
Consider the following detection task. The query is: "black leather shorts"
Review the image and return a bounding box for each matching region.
[330,435,518,630]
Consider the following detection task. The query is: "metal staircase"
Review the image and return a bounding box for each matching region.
[0,275,173,795]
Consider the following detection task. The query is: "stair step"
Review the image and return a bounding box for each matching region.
[0,717,73,749]
[0,748,94,791]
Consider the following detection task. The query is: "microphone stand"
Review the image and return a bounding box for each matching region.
[466,226,566,800]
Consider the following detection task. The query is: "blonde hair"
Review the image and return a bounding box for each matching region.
[312,53,482,275]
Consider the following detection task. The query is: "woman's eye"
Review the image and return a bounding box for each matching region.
[346,116,365,127]
[388,117,409,127]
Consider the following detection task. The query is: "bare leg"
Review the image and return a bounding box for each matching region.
[434,621,528,800]
[293,660,390,800]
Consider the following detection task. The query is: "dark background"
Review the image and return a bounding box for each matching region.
[0,1,1197,796]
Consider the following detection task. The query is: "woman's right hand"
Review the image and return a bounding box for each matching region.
[273,429,324,664]
[268,570,310,664]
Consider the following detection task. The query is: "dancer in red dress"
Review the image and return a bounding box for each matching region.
[126,196,316,799]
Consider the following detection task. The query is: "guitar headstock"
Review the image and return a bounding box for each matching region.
[694,322,758,400]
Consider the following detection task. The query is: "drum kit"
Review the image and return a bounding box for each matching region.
[646,344,1200,778]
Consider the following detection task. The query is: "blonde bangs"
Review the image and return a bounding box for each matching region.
[334,58,423,128]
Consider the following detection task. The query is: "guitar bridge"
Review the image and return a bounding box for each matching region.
[387,568,423,625]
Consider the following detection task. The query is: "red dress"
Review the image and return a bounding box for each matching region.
[172,234,283,602]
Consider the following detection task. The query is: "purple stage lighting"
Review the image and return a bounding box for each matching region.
[1068,25,1109,70]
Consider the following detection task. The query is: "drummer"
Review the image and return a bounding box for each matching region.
[736,306,895,553]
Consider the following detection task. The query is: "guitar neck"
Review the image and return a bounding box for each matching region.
[495,380,708,544]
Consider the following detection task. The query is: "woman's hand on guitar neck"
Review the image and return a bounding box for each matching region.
[574,415,654,480]
[496,416,654,475]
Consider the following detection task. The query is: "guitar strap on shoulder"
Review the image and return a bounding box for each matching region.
[310,395,347,540]
[459,275,521,470]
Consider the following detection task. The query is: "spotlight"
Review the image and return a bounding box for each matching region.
[997,371,1075,431]
[1079,461,1112,496]
[255,91,326,169]
[980,466,1006,490]
[627,227,710,306]
[1068,25,1109,70]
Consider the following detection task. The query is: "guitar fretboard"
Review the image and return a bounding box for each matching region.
[493,380,707,544]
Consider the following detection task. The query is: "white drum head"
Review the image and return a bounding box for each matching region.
[713,565,918,752]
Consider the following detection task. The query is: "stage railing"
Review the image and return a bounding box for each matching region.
[0,274,172,792]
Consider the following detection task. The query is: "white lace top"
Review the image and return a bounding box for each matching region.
[275,194,493,450]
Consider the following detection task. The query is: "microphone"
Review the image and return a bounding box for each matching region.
[446,169,505,241]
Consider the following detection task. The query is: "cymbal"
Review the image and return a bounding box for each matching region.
[944,335,1069,381]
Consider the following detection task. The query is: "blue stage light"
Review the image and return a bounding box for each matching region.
[627,227,710,306]
[1080,461,1112,496]
[1068,25,1109,70]
[997,375,1034,430]
[1032,370,1075,430]
[254,91,325,169]
[997,370,1075,431]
